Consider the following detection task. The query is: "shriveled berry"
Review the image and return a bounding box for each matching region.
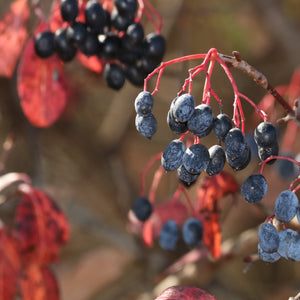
[135,113,157,138]
[182,144,209,174]
[103,63,125,90]
[205,145,226,176]
[213,113,233,141]
[60,0,78,22]
[134,91,154,116]
[182,218,203,246]
[187,104,214,138]
[132,196,152,221]
[241,174,267,203]
[274,190,299,222]
[159,220,179,250]
[258,222,279,253]
[161,139,185,171]
[34,31,55,58]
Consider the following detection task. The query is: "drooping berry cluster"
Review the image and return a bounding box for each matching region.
[34,0,166,90]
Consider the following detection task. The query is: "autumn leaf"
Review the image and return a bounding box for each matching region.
[15,185,69,265]
[49,0,67,32]
[155,286,216,300]
[0,0,30,77]
[142,200,188,247]
[0,229,21,300]
[17,21,68,127]
[19,264,59,300]
[77,51,105,74]
[197,172,237,259]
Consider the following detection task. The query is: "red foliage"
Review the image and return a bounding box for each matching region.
[0,229,21,300]
[142,200,188,247]
[20,265,59,300]
[77,51,106,73]
[0,0,30,78]
[17,22,68,128]
[15,186,69,265]
[155,286,216,300]
[197,172,238,259]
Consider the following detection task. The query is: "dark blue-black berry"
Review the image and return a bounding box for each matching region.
[66,22,87,46]
[177,165,200,187]
[278,228,298,259]
[258,143,278,164]
[182,218,203,246]
[187,104,214,138]
[254,122,278,147]
[134,91,154,116]
[103,63,125,90]
[159,220,179,250]
[225,127,246,158]
[60,0,79,23]
[205,145,226,176]
[161,139,185,171]
[34,31,55,58]
[125,65,146,87]
[79,31,101,56]
[100,34,121,60]
[167,110,188,134]
[258,244,280,263]
[241,174,267,203]
[125,22,144,46]
[54,28,77,62]
[258,222,279,253]
[111,8,134,31]
[135,113,157,138]
[182,143,210,174]
[226,144,251,171]
[132,196,152,221]
[114,0,137,18]
[145,33,166,59]
[172,94,195,123]
[85,0,106,33]
[214,113,233,141]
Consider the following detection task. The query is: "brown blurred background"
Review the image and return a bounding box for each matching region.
[1,0,300,299]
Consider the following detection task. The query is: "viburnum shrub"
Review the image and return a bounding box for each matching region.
[0,0,165,127]
[0,136,69,299]
[129,48,300,268]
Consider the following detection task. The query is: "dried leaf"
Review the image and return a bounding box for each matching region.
[197,172,237,259]
[0,229,21,300]
[20,264,59,300]
[142,200,188,247]
[15,186,69,265]
[0,0,29,77]
[17,22,68,127]
[155,286,216,300]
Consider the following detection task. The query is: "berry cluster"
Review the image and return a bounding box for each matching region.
[34,0,166,90]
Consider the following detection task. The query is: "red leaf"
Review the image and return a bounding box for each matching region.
[20,264,60,300]
[0,229,21,300]
[155,286,216,300]
[197,172,237,259]
[48,0,67,32]
[142,200,188,247]
[0,0,30,77]
[15,186,69,265]
[17,22,68,127]
[77,51,105,73]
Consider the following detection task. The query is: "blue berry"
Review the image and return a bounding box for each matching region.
[134,91,154,116]
[278,228,298,259]
[167,110,188,134]
[182,218,203,246]
[213,113,233,141]
[161,139,185,171]
[258,244,280,263]
[274,190,299,222]
[287,234,300,261]
[205,145,226,176]
[135,113,157,139]
[187,104,214,138]
[126,22,144,46]
[145,32,166,59]
[258,222,279,253]
[79,31,101,56]
[241,174,267,203]
[258,143,278,164]
[254,122,278,147]
[54,28,77,62]
[159,220,179,250]
[132,196,152,221]
[225,127,246,158]
[34,31,55,58]
[177,165,200,187]
[111,8,134,31]
[100,34,121,60]
[226,144,251,171]
[114,0,137,18]
[171,94,195,123]
[67,22,87,46]
[182,144,210,174]
[85,0,106,33]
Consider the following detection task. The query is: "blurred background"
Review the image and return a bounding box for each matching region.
[1,0,300,299]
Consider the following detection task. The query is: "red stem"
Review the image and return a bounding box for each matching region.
[148,165,164,204]
[260,155,300,175]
